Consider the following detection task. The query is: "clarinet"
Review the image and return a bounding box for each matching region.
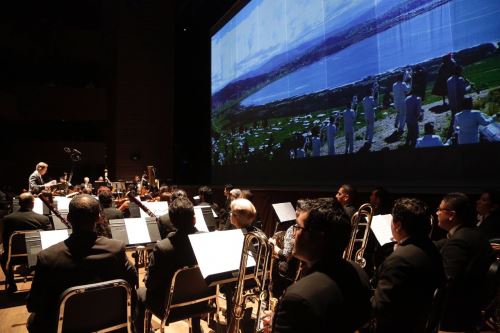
[38,195,72,229]
[127,192,158,220]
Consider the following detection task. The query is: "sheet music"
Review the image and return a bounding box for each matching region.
[54,197,71,212]
[370,214,394,246]
[40,230,70,249]
[189,229,256,279]
[195,205,218,218]
[272,202,296,222]
[33,198,44,215]
[194,207,209,232]
[139,201,169,218]
[125,218,152,244]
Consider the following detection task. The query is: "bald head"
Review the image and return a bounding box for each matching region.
[19,192,34,210]
[230,198,256,228]
[68,194,100,231]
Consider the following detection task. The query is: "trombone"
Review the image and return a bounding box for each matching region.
[227,229,275,333]
[344,203,374,268]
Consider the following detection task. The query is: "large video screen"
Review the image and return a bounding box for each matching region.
[211,0,500,186]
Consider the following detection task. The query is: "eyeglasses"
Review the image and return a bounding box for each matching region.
[292,223,307,233]
[436,207,454,213]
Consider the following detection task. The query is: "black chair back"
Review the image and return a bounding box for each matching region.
[6,231,30,269]
[57,279,132,333]
[144,265,217,332]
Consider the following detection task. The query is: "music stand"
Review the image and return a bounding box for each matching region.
[272,202,296,232]
[189,229,256,286]
[25,230,72,267]
[112,181,126,193]
[109,217,161,247]
[94,181,109,190]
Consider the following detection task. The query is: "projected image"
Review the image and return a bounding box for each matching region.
[211,0,500,166]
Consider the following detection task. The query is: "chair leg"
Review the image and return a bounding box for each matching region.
[144,309,152,333]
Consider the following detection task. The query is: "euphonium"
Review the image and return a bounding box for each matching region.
[227,229,275,333]
[344,203,374,268]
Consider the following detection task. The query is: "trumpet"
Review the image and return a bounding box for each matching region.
[227,229,275,333]
[344,203,374,268]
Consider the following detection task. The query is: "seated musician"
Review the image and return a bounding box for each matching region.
[335,184,357,218]
[436,193,494,332]
[198,185,221,229]
[0,192,52,293]
[372,198,445,333]
[135,197,202,333]
[27,194,137,333]
[28,162,56,194]
[97,191,122,237]
[266,198,372,332]
[270,199,311,297]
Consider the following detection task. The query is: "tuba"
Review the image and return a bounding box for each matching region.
[227,229,275,333]
[344,203,374,268]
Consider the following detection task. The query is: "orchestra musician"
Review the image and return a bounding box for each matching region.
[26,195,137,333]
[28,162,56,194]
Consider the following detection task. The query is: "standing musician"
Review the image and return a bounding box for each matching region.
[28,162,56,194]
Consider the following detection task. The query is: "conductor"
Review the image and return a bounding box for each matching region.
[28,162,56,194]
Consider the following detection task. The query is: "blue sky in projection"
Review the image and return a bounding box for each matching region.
[212,0,500,104]
[211,0,410,94]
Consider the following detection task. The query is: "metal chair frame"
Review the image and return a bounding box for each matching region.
[56,279,132,333]
[144,265,218,333]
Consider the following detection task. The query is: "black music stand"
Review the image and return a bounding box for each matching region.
[109,217,161,247]
[188,229,256,286]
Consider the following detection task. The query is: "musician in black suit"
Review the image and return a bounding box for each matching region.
[26,194,137,333]
[157,189,187,238]
[372,198,445,333]
[436,192,494,331]
[97,190,122,238]
[269,198,372,333]
[135,197,201,333]
[0,192,52,293]
[335,184,357,218]
[476,189,500,240]
[28,162,55,194]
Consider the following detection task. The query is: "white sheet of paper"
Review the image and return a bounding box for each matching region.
[189,229,256,279]
[370,214,394,246]
[194,207,209,232]
[40,230,69,249]
[125,218,151,244]
[139,201,169,218]
[33,198,44,215]
[272,202,296,222]
[54,197,71,212]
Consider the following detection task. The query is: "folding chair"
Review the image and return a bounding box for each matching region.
[57,279,132,333]
[144,265,218,333]
[4,230,34,291]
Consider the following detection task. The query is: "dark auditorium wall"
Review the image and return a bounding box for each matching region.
[0,0,176,191]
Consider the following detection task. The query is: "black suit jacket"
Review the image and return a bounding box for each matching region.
[28,171,45,193]
[27,232,137,333]
[478,209,500,241]
[144,226,199,315]
[437,226,494,331]
[372,237,445,333]
[158,213,176,239]
[273,259,372,333]
[1,209,52,253]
